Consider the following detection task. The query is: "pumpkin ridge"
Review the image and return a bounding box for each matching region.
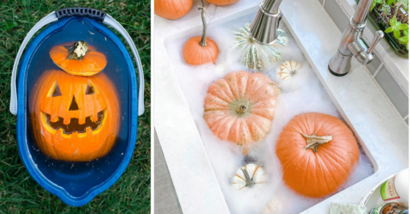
[185,39,199,60]
[204,111,230,127]
[318,149,351,178]
[317,154,338,194]
[315,154,333,195]
[243,119,256,142]
[246,116,270,142]
[86,52,105,70]
[298,152,311,194]
[226,71,248,100]
[215,116,236,140]
[204,43,215,63]
[281,151,305,173]
[246,112,272,126]
[246,80,276,101]
[204,95,230,110]
[227,117,241,143]
[209,79,235,104]
[318,152,350,194]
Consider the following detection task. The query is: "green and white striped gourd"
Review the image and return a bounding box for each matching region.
[235,24,288,71]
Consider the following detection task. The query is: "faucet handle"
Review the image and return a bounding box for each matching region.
[348,30,384,64]
[367,30,384,54]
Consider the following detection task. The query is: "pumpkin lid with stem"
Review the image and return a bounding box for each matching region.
[50,40,107,76]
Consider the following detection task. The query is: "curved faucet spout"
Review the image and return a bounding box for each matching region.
[353,0,373,24]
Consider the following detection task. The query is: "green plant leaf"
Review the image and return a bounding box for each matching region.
[404,29,409,36]
[398,36,409,44]
[390,16,397,27]
[371,0,382,11]
[385,27,394,33]
[394,29,401,38]
[387,0,397,5]
[371,1,377,11]
[398,24,409,30]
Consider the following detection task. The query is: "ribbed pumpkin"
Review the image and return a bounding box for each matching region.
[235,24,287,71]
[29,70,120,162]
[154,0,193,20]
[276,112,359,198]
[204,71,281,153]
[183,0,219,65]
[206,0,239,5]
[50,41,107,76]
[183,37,219,65]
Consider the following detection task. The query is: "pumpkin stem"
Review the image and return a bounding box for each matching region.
[199,0,207,47]
[236,104,247,114]
[67,41,89,60]
[241,168,255,188]
[302,133,333,153]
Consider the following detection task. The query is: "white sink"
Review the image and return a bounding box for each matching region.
[154,0,408,213]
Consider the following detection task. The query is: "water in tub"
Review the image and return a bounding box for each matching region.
[25,17,131,197]
[165,12,374,214]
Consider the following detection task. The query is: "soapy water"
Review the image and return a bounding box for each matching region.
[165,12,374,214]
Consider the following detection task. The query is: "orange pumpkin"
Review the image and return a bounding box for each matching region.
[206,0,239,5]
[29,70,120,162]
[154,0,193,20]
[276,112,359,198]
[203,71,280,153]
[182,0,219,65]
[50,41,107,76]
[183,37,219,65]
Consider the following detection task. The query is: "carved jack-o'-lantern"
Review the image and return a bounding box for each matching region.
[29,41,119,162]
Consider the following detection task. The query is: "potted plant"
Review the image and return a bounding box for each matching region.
[362,0,409,58]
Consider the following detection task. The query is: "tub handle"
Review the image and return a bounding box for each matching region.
[55,7,106,22]
[10,8,145,116]
[10,11,58,115]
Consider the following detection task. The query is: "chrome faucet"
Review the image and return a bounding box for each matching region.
[250,0,283,45]
[329,0,384,76]
[250,0,384,77]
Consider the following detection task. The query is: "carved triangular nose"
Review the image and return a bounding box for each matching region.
[69,96,80,111]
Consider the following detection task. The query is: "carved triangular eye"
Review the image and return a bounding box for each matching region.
[49,81,62,97]
[86,81,96,95]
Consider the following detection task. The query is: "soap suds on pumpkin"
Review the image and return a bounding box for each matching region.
[164,13,374,214]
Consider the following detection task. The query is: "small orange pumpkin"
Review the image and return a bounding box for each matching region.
[183,37,219,65]
[276,112,359,198]
[30,70,120,162]
[203,71,280,153]
[50,41,107,76]
[183,0,219,65]
[206,0,239,5]
[154,0,193,20]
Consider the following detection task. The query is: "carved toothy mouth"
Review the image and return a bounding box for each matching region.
[40,110,106,138]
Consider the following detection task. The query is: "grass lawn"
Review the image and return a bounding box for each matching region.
[0,1,150,213]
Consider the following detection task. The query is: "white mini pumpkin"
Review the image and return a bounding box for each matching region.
[277,60,302,80]
[231,163,267,190]
[261,196,288,214]
[235,24,288,71]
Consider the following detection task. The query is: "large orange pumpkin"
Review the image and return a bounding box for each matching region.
[50,41,107,76]
[154,0,193,20]
[29,70,120,162]
[276,112,359,198]
[204,71,280,153]
[206,0,239,5]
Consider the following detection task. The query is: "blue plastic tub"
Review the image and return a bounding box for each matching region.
[15,15,139,206]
